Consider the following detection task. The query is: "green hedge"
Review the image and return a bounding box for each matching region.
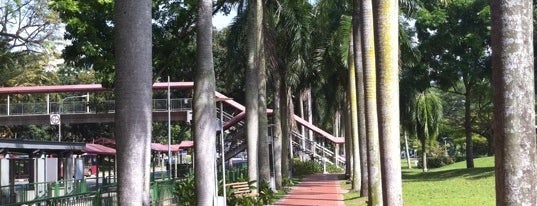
[417,156,455,169]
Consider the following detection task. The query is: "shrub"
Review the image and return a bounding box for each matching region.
[258,180,275,205]
[326,163,344,174]
[418,156,455,169]
[174,174,195,206]
[292,159,322,176]
[282,176,297,193]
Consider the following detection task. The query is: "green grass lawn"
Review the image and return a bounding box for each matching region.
[343,157,495,206]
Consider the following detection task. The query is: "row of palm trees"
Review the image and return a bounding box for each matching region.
[110,0,536,205]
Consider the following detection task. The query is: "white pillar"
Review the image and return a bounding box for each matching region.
[47,94,50,114]
[86,93,90,113]
[6,95,10,115]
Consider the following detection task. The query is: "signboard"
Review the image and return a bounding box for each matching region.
[50,114,61,125]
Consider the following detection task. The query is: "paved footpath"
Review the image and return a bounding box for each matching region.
[273,174,345,206]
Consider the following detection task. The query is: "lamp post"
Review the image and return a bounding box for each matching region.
[58,95,88,142]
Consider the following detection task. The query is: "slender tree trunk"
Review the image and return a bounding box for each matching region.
[373,0,403,204]
[348,32,361,193]
[361,0,383,204]
[286,88,296,175]
[273,72,283,189]
[256,0,269,183]
[420,134,427,173]
[114,0,152,205]
[352,1,369,195]
[491,0,537,205]
[246,0,262,190]
[464,83,474,168]
[307,89,314,155]
[343,107,352,179]
[404,131,411,169]
[281,84,291,178]
[344,97,353,180]
[334,110,340,137]
[258,4,270,183]
[300,91,306,153]
[193,0,217,205]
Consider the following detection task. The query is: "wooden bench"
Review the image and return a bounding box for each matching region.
[225,182,257,197]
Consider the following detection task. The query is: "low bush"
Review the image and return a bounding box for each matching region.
[174,174,195,205]
[418,156,455,169]
[292,159,322,176]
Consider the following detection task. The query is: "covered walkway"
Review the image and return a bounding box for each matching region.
[274,174,345,206]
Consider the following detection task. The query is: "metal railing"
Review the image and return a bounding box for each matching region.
[1,179,179,206]
[0,98,192,116]
[291,131,346,168]
[0,179,88,205]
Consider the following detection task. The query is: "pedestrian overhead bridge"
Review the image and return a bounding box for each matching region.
[0,82,194,125]
[0,82,345,165]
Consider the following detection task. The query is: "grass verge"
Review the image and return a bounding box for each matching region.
[341,157,495,206]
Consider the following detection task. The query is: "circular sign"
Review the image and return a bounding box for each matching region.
[50,114,61,125]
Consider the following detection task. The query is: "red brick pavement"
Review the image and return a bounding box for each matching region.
[273,174,345,206]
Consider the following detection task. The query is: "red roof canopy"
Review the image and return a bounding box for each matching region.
[84,143,116,155]
[178,141,194,149]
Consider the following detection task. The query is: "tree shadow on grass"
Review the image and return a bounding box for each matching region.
[403,167,495,182]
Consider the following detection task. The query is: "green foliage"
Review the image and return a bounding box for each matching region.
[174,174,195,206]
[417,156,455,169]
[412,89,443,142]
[282,176,297,193]
[50,0,206,85]
[152,122,192,144]
[227,195,262,206]
[326,163,344,174]
[292,159,322,176]
[258,180,275,205]
[453,134,490,157]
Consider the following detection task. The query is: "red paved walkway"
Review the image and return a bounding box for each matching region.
[273,174,345,206]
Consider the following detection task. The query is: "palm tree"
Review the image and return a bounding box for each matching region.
[256,0,271,185]
[372,0,402,204]
[360,0,383,204]
[272,71,284,189]
[194,0,217,204]
[265,0,313,179]
[114,0,152,205]
[352,0,369,195]
[411,89,442,173]
[491,0,537,204]
[245,0,262,191]
[347,31,362,193]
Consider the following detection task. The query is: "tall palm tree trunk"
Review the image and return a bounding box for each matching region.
[344,107,353,179]
[353,0,369,195]
[257,0,270,185]
[348,32,361,193]
[246,0,262,190]
[491,0,537,204]
[280,84,291,178]
[114,0,152,205]
[360,0,382,204]
[194,0,217,205]
[372,0,402,204]
[344,96,353,180]
[420,133,427,173]
[273,71,283,189]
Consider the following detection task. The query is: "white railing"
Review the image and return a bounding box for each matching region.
[0,98,192,116]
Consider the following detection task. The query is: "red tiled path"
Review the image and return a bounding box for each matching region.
[273,174,345,206]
